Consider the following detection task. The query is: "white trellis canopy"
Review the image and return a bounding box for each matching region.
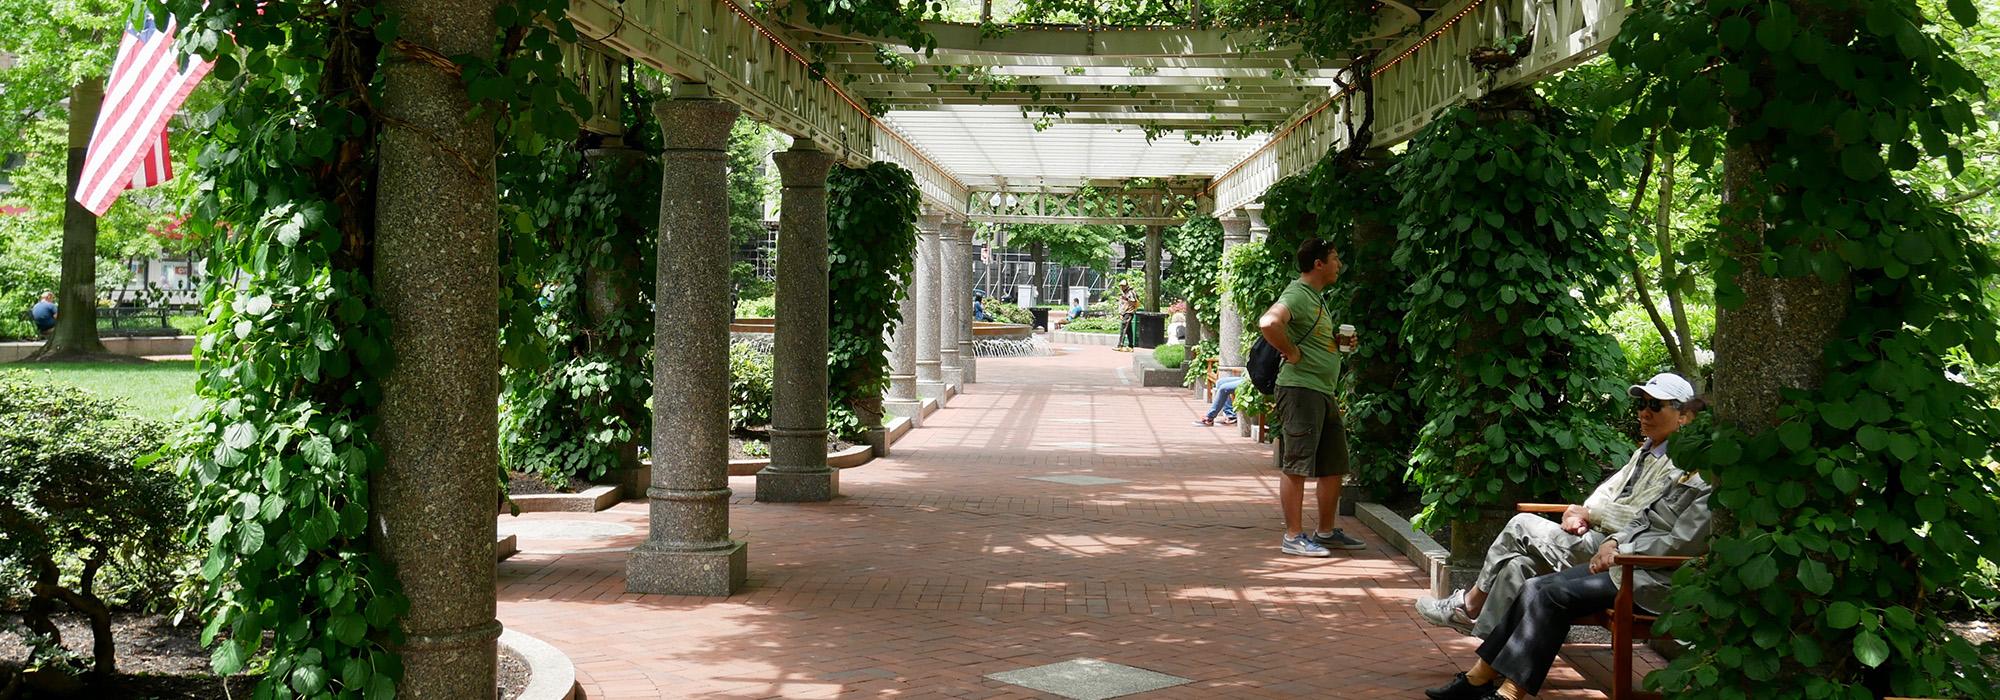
[566,0,1632,222]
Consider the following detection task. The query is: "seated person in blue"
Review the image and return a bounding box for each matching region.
[1426,386,1715,700]
[973,298,992,322]
[1195,375,1243,426]
[30,292,57,336]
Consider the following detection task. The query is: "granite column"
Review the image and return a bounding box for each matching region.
[370,0,502,691]
[627,86,747,595]
[1218,211,1253,367]
[938,222,964,388]
[954,220,978,384]
[759,144,838,502]
[583,143,650,499]
[914,213,945,399]
[1144,225,1163,312]
[884,266,921,424]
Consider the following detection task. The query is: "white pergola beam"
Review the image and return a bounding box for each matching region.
[823,51,1344,70]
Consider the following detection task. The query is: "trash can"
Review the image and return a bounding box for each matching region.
[1134,312,1168,348]
[1029,307,1050,331]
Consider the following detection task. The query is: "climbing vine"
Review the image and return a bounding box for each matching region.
[496,136,658,488]
[1163,215,1222,333]
[1608,1,2000,695]
[825,162,921,440]
[1259,144,1421,499]
[168,0,584,693]
[1390,96,1630,531]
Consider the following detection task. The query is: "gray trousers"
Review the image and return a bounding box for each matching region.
[1470,513,1604,638]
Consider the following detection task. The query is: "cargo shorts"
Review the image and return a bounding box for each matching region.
[1275,386,1350,478]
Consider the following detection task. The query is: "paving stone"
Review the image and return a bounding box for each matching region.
[497,519,635,541]
[1022,475,1130,486]
[985,658,1191,700]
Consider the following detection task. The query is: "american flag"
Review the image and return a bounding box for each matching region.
[74,16,211,216]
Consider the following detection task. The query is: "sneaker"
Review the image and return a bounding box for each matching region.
[1280,533,1332,557]
[1311,528,1367,550]
[1424,672,1497,700]
[1416,590,1477,636]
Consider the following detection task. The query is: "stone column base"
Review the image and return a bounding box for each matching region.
[918,381,945,400]
[863,428,889,458]
[602,464,651,501]
[943,367,965,387]
[756,467,840,502]
[627,541,747,596]
[884,399,921,425]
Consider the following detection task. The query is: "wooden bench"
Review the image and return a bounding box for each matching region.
[1518,503,1692,700]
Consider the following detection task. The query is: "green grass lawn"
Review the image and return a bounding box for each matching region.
[8,360,202,422]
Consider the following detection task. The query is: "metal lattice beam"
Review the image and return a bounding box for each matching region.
[1207,0,1633,214]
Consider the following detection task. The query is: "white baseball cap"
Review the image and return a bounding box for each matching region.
[1629,373,1696,402]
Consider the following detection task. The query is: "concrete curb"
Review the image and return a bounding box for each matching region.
[1355,502,1452,598]
[496,534,518,562]
[1049,330,1118,346]
[721,442,878,477]
[1130,351,1183,387]
[500,628,579,700]
[505,485,621,514]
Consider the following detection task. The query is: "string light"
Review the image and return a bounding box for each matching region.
[1201,0,1492,197]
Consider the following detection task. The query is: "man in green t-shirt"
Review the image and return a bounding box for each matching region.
[1256,237,1363,557]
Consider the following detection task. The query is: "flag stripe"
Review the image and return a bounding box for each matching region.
[76,17,211,215]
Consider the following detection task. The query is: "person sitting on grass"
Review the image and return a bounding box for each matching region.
[1194,375,1243,426]
[1416,373,1705,639]
[1422,376,1715,700]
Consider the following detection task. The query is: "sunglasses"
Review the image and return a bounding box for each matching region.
[1635,398,1681,413]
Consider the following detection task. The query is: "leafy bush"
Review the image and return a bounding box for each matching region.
[1152,344,1186,369]
[735,295,776,319]
[731,262,772,302]
[728,342,774,433]
[983,299,1033,325]
[1182,339,1218,388]
[1063,316,1122,334]
[1595,302,1715,386]
[1233,380,1271,421]
[1164,217,1223,333]
[0,371,185,676]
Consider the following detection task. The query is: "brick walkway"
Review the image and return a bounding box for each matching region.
[496,344,1615,699]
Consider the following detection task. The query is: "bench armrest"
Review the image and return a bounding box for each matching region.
[1613,554,1694,568]
[1516,503,1570,514]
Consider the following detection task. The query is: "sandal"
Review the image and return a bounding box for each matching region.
[1193,418,1215,427]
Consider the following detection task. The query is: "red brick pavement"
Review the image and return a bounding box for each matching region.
[496,344,1618,699]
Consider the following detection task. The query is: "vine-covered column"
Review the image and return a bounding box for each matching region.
[1217,211,1251,367]
[1389,89,1628,585]
[628,85,747,595]
[371,0,504,692]
[760,143,838,503]
[1611,2,2000,695]
[583,144,652,498]
[914,213,945,400]
[954,220,977,384]
[1144,225,1163,312]
[938,222,964,388]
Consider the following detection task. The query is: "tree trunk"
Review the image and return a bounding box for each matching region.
[1656,143,1699,384]
[27,78,115,362]
[1031,241,1045,304]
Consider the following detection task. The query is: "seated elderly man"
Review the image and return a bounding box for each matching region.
[1415,372,1700,639]
[1426,377,1714,700]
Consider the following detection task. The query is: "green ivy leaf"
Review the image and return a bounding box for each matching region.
[1853,631,1890,668]
[1948,0,1980,27]
[1827,601,1863,629]
[1739,554,1778,589]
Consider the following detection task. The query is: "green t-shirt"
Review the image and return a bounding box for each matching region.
[1274,279,1341,398]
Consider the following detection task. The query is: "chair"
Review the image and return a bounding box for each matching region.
[1517,503,1691,700]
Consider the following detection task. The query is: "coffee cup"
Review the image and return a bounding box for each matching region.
[1336,324,1357,353]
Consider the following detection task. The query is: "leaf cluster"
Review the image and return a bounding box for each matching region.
[1388,101,1631,529]
[1163,216,1223,332]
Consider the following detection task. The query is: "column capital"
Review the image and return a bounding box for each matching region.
[652,93,741,152]
[918,212,947,234]
[773,144,835,188]
[1220,210,1252,242]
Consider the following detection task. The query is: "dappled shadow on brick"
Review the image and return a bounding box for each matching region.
[494,345,1610,698]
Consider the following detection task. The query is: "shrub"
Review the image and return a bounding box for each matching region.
[1152,344,1186,369]
[735,295,776,319]
[728,342,774,433]
[0,371,185,677]
[1182,339,1218,388]
[984,299,1033,325]
[1063,316,1122,334]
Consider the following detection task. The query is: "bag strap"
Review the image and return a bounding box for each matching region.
[1288,287,1326,347]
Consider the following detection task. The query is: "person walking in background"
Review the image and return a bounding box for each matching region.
[1258,238,1362,557]
[1115,281,1139,352]
[30,292,58,337]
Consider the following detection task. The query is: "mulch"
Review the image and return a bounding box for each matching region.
[2,610,540,699]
